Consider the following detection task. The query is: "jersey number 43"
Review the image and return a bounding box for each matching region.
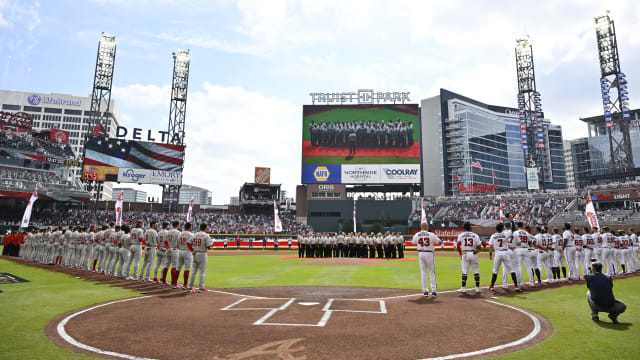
[418,237,430,247]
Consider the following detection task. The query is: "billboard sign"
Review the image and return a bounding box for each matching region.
[82,136,184,185]
[254,167,271,184]
[301,164,342,184]
[302,104,420,184]
[117,168,151,184]
[526,167,540,190]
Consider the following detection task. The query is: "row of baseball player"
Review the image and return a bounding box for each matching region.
[18,221,214,292]
[297,232,406,259]
[412,221,640,298]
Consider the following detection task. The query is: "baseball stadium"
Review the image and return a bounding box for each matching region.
[2,3,640,360]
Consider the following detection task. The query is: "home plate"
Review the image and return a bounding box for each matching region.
[299,302,320,306]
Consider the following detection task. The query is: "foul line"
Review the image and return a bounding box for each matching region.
[418,300,542,360]
[56,296,155,360]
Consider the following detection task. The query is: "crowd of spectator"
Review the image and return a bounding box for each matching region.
[0,129,76,160]
[0,208,312,235]
[409,194,572,226]
[0,166,74,188]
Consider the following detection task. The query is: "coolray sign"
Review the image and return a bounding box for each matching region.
[115,126,181,144]
[381,165,420,183]
[309,89,411,105]
[28,94,81,106]
[150,170,182,185]
[342,165,380,183]
[117,168,151,184]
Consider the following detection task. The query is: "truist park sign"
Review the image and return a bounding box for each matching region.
[309,89,411,105]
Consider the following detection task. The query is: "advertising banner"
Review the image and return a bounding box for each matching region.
[301,164,342,184]
[380,164,420,183]
[342,164,381,183]
[526,167,540,190]
[117,168,151,184]
[49,129,69,144]
[82,165,118,181]
[254,167,271,184]
[150,170,183,185]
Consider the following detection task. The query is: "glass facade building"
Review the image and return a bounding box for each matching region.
[420,89,566,195]
[570,109,640,189]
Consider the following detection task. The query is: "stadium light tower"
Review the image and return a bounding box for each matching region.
[594,11,634,171]
[515,36,548,190]
[88,32,117,136]
[167,49,190,145]
[163,49,190,212]
[85,32,116,214]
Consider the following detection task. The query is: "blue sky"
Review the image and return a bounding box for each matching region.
[1,0,639,203]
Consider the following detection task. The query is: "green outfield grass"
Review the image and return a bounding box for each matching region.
[302,155,420,165]
[0,259,138,360]
[496,276,640,360]
[2,254,639,360]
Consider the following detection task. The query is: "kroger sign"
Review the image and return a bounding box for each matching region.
[117,168,151,184]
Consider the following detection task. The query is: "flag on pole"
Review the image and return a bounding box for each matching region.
[187,198,194,222]
[420,198,427,223]
[115,191,124,226]
[585,191,600,230]
[499,200,505,221]
[274,201,283,233]
[353,198,357,233]
[471,160,483,171]
[20,186,38,228]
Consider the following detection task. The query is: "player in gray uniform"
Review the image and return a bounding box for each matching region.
[188,223,214,292]
[140,221,158,282]
[154,222,170,284]
[176,223,194,289]
[168,221,182,287]
[128,221,144,280]
[107,226,121,276]
[118,225,132,279]
[101,224,115,275]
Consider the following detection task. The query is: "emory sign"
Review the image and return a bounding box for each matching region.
[309,89,411,105]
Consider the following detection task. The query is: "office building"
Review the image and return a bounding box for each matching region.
[179,184,212,205]
[112,187,147,203]
[0,90,120,199]
[420,89,566,195]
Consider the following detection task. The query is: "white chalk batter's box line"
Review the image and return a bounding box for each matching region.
[220,297,387,327]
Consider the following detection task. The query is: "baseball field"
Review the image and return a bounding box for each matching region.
[1,249,639,359]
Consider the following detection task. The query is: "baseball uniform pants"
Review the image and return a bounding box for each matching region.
[140,246,156,280]
[537,252,552,282]
[461,252,479,275]
[129,245,142,279]
[118,248,130,278]
[188,252,207,290]
[565,247,578,280]
[418,251,437,293]
[154,249,166,280]
[493,250,514,275]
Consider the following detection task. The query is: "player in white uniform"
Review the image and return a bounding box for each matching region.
[573,228,587,280]
[488,223,520,291]
[501,222,516,288]
[176,223,194,289]
[140,221,158,282]
[188,223,214,292]
[582,227,595,275]
[551,228,567,279]
[412,222,442,297]
[535,227,553,284]
[562,223,578,280]
[623,229,635,272]
[456,222,482,294]
[527,226,543,286]
[128,221,144,280]
[630,228,640,272]
[601,227,617,276]
[513,222,536,286]
[592,227,602,264]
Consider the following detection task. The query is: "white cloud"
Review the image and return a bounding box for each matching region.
[112,82,300,204]
[112,84,171,107]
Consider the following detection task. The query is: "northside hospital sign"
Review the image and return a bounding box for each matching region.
[309,89,411,104]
